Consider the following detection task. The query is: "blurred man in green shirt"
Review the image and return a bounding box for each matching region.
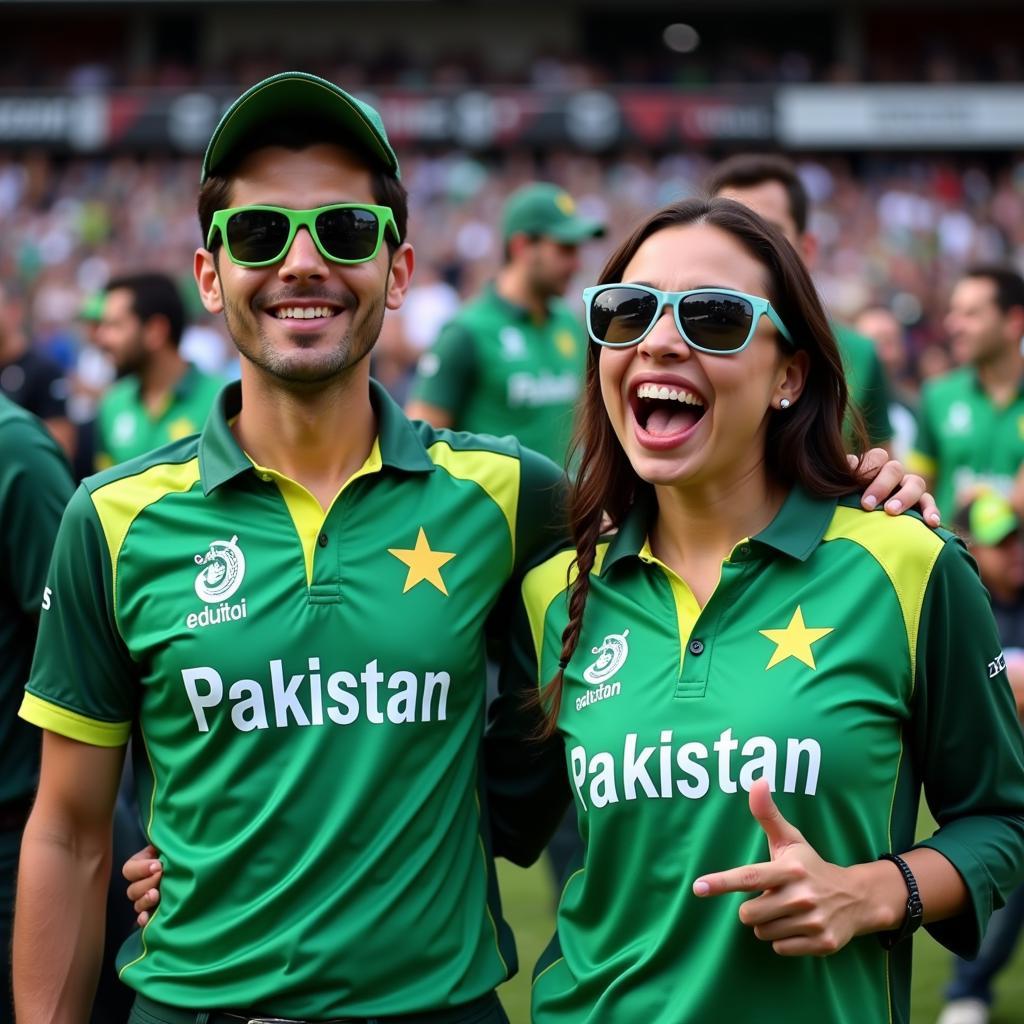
[407,183,603,466]
[909,266,1024,520]
[0,395,74,1019]
[95,273,223,468]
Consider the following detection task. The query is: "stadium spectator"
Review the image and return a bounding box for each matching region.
[523,196,1024,1024]
[94,272,224,468]
[935,493,1024,1024]
[407,182,604,466]
[705,153,894,449]
[0,395,74,1020]
[908,265,1024,520]
[0,282,76,460]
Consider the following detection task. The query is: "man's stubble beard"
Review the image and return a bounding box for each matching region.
[222,289,386,387]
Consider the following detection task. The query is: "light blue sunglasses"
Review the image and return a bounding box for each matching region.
[583,283,795,354]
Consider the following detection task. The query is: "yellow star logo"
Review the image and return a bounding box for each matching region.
[388,528,456,595]
[759,606,833,671]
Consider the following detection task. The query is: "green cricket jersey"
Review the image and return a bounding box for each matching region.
[0,396,73,803]
[96,362,224,469]
[20,380,567,1018]
[908,366,1024,521]
[410,283,586,466]
[518,487,1024,1024]
[834,321,893,448]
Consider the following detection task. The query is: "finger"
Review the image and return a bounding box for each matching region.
[693,859,798,897]
[133,888,160,914]
[749,779,804,852]
[882,473,930,517]
[769,933,845,957]
[122,847,161,882]
[128,876,160,904]
[124,858,161,886]
[738,886,812,927]
[752,913,824,942]
[856,455,901,511]
[137,910,149,928]
[915,490,941,527]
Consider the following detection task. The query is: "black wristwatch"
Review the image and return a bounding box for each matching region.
[877,853,924,948]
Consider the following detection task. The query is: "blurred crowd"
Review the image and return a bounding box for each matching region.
[4,37,1022,92]
[1,148,1023,439]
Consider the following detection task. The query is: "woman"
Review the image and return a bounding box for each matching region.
[516,198,1024,1023]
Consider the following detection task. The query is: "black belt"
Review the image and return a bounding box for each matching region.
[0,795,32,831]
[132,991,500,1024]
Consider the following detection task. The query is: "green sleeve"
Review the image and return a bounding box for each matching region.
[513,443,571,575]
[408,320,479,420]
[0,416,74,615]
[484,587,572,866]
[911,538,1024,956]
[484,443,572,864]
[20,485,137,747]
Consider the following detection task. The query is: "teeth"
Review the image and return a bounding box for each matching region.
[274,306,335,320]
[635,382,705,406]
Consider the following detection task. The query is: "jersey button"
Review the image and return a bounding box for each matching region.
[688,639,705,656]
[318,532,329,548]
[737,544,751,558]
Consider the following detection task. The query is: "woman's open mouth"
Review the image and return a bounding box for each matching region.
[630,381,708,447]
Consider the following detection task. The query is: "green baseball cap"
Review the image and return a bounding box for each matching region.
[958,492,1020,546]
[501,183,605,244]
[201,71,400,183]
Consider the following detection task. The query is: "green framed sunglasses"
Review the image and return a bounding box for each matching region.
[583,283,796,354]
[207,203,399,268]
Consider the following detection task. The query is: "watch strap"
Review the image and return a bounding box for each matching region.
[877,852,924,948]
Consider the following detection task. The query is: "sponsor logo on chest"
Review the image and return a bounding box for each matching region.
[186,535,248,629]
[575,629,629,711]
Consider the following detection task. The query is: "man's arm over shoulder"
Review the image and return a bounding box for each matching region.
[484,452,573,864]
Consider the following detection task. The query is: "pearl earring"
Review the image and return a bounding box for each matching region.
[779,398,791,409]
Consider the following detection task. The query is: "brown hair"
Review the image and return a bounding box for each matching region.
[704,153,809,235]
[197,118,408,255]
[962,264,1024,316]
[537,196,864,736]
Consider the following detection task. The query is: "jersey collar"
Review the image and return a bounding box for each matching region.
[198,379,434,494]
[599,484,838,574]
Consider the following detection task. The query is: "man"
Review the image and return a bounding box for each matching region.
[0,394,74,1019]
[705,154,893,450]
[0,282,76,460]
[407,182,603,465]
[908,265,1024,520]
[94,272,224,468]
[936,493,1024,1024]
[14,72,567,1024]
